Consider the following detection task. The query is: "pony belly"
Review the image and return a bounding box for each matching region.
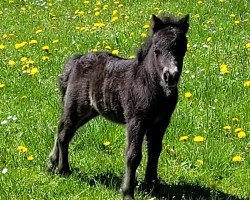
[97,102,125,124]
[101,111,126,124]
[89,92,125,124]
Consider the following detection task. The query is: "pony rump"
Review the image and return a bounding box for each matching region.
[59,54,81,100]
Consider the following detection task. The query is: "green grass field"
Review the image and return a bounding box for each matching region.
[0,0,249,199]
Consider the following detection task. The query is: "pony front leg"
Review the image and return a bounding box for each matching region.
[122,119,146,200]
[145,120,169,185]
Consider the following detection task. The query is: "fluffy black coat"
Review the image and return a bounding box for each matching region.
[48,14,189,200]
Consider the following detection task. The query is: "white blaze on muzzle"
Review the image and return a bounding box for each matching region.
[162,58,179,85]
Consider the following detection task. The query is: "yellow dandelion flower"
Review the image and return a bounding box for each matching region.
[42,56,49,61]
[0,44,5,50]
[93,22,105,28]
[246,43,250,48]
[234,128,242,133]
[184,92,192,98]
[193,136,205,142]
[220,64,229,74]
[102,40,108,45]
[129,55,135,59]
[92,48,98,52]
[26,60,34,65]
[243,80,250,87]
[118,4,124,8]
[78,10,85,15]
[105,46,112,50]
[237,131,246,139]
[52,39,59,44]
[179,136,189,141]
[29,67,39,75]
[223,125,231,130]
[15,42,27,49]
[194,14,200,19]
[229,13,236,17]
[143,24,150,29]
[18,145,28,153]
[103,5,108,10]
[95,11,100,16]
[141,33,147,38]
[112,10,118,15]
[29,39,38,44]
[232,155,243,162]
[21,95,28,99]
[197,1,202,4]
[35,29,43,34]
[75,10,84,15]
[232,117,240,122]
[8,60,16,66]
[103,140,111,146]
[22,64,29,70]
[0,83,5,89]
[111,16,119,22]
[27,155,34,161]
[112,49,119,56]
[207,18,214,24]
[20,57,28,62]
[83,1,89,4]
[207,37,212,42]
[234,20,240,25]
[42,46,49,51]
[2,34,8,39]
[196,159,204,166]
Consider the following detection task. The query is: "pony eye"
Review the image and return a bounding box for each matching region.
[154,49,161,56]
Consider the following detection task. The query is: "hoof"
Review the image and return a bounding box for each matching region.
[58,167,72,176]
[121,188,134,200]
[145,178,159,187]
[47,161,58,173]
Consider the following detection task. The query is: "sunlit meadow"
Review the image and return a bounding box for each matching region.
[0,0,249,199]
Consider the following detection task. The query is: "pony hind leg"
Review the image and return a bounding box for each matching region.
[48,106,98,174]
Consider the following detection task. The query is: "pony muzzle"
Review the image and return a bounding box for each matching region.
[163,70,178,87]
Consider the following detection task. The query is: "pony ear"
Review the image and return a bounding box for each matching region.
[179,14,189,33]
[152,15,165,32]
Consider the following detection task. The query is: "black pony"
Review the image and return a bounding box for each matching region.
[48,14,189,200]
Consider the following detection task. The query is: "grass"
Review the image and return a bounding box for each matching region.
[0,0,249,199]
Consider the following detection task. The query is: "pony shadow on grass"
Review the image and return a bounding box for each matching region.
[74,169,246,200]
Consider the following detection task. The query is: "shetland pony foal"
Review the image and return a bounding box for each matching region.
[48,14,189,199]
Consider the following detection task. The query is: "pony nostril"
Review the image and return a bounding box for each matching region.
[163,71,176,86]
[163,71,169,82]
[168,75,175,85]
